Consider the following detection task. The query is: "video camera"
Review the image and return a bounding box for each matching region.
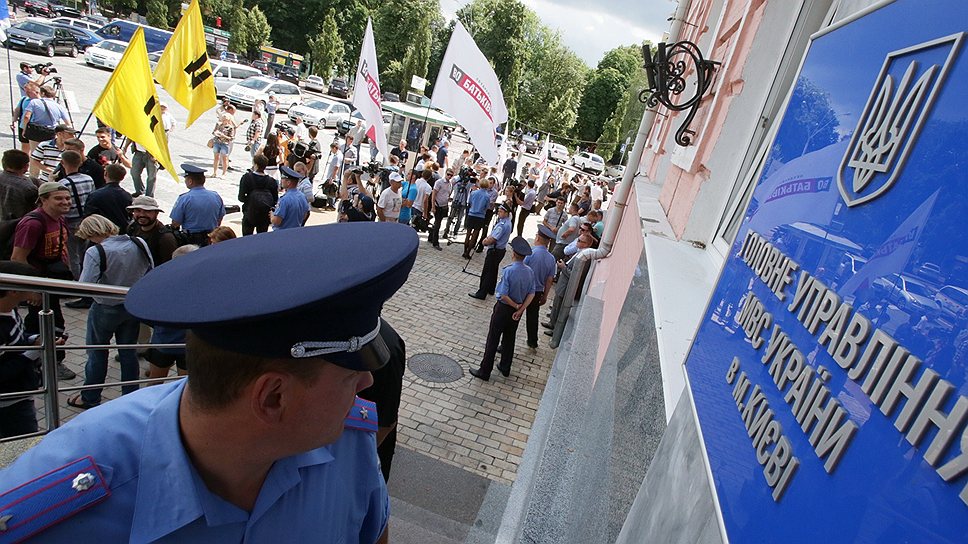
[32,62,56,74]
[458,165,477,181]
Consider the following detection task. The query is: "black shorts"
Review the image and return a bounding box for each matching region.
[17,127,28,144]
[146,348,187,371]
[465,215,486,230]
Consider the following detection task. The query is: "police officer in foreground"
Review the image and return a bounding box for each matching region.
[0,222,419,542]
[468,203,512,300]
[470,236,536,381]
[170,164,225,246]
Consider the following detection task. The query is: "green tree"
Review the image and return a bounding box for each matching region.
[597,45,642,82]
[145,0,169,28]
[575,67,628,142]
[596,91,627,161]
[373,0,438,91]
[307,9,344,78]
[334,0,370,78]
[397,17,431,96]
[425,18,454,95]
[228,6,272,56]
[516,27,588,137]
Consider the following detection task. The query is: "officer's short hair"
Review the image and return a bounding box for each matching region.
[185,333,329,410]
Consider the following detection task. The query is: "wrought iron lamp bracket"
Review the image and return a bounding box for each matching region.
[640,41,720,146]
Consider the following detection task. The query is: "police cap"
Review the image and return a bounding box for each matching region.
[510,236,532,257]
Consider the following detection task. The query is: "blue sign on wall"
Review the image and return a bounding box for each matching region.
[685,1,968,542]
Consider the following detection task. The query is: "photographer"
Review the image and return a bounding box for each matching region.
[16,62,48,97]
[445,167,474,238]
[338,168,375,222]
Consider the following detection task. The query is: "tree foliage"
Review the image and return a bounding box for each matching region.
[397,18,432,97]
[516,27,587,138]
[575,67,628,142]
[307,9,344,78]
[373,0,438,91]
[145,0,169,28]
[769,77,840,165]
[228,6,271,56]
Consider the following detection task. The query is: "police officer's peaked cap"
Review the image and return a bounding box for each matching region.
[510,236,532,257]
[280,165,302,180]
[125,223,419,371]
[180,163,206,175]
[536,224,555,241]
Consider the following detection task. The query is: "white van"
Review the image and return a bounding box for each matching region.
[225,76,302,112]
[548,142,569,162]
[210,60,264,97]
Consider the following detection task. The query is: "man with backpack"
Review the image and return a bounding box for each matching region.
[126,196,178,266]
[59,150,95,279]
[67,214,153,410]
[238,153,279,235]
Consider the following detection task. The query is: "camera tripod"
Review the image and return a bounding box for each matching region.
[49,76,75,127]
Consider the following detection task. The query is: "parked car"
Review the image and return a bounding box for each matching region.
[225,76,301,112]
[288,98,352,128]
[572,151,605,174]
[84,39,128,70]
[337,110,392,139]
[219,51,239,63]
[22,0,53,17]
[50,16,100,31]
[548,142,569,162]
[147,51,161,72]
[520,134,539,153]
[382,91,400,102]
[95,20,171,52]
[917,262,945,284]
[934,285,968,321]
[328,77,349,98]
[251,60,269,74]
[271,65,300,85]
[6,20,78,57]
[49,2,81,17]
[871,273,940,315]
[210,60,263,97]
[52,23,101,52]
[605,164,626,178]
[304,75,326,93]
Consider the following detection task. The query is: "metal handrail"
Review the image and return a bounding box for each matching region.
[0,273,186,444]
[549,255,592,348]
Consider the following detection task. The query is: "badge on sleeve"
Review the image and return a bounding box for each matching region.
[345,397,379,433]
[0,456,110,543]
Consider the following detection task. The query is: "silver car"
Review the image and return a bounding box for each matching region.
[288,98,352,128]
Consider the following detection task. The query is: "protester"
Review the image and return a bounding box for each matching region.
[87,127,130,168]
[428,168,453,249]
[122,138,157,198]
[67,214,153,410]
[11,82,40,153]
[59,137,106,189]
[10,183,74,381]
[83,163,132,232]
[21,86,70,155]
[211,113,235,179]
[463,179,490,259]
[28,123,72,179]
[377,173,403,223]
[59,150,96,280]
[0,150,38,221]
[238,153,278,235]
[126,196,178,266]
[208,226,237,244]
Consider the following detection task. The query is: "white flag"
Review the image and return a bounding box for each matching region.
[352,19,388,162]
[431,21,508,164]
[495,131,510,169]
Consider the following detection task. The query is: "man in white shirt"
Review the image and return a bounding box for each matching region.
[428,169,454,250]
[377,173,403,222]
[292,116,310,143]
[412,170,433,230]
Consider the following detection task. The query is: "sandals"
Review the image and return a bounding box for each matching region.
[67,394,99,410]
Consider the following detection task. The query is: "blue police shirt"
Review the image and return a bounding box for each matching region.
[524,245,557,292]
[0,380,389,543]
[468,188,490,218]
[170,186,225,233]
[489,216,511,250]
[273,188,309,230]
[495,261,536,306]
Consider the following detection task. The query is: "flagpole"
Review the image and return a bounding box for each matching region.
[6,40,14,147]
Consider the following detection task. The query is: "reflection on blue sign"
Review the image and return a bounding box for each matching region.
[684,1,968,542]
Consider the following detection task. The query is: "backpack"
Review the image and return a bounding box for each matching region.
[244,173,276,222]
[0,211,44,260]
[93,235,153,277]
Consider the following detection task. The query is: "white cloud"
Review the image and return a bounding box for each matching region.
[440,0,670,66]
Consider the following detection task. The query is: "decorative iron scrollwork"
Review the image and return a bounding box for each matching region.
[640,41,720,146]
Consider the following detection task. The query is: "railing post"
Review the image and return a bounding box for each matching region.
[549,256,590,348]
[39,292,61,430]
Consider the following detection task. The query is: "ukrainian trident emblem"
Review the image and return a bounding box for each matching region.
[837,33,964,207]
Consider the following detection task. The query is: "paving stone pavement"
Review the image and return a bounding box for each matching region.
[32,211,556,486]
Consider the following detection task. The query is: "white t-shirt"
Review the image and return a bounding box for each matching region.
[413,179,433,213]
[591,184,604,203]
[377,187,402,220]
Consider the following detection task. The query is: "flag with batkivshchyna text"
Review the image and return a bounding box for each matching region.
[153,0,216,127]
[431,21,507,164]
[495,130,510,169]
[92,28,177,178]
[352,19,389,162]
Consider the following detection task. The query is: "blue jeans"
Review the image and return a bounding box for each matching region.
[131,150,157,197]
[81,303,141,404]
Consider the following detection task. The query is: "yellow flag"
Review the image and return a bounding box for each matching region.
[91,28,178,178]
[153,0,216,127]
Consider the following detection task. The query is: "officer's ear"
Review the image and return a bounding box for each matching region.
[249,371,292,425]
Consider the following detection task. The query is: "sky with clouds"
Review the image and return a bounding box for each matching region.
[439,0,675,66]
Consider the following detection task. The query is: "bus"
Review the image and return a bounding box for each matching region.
[95,20,172,52]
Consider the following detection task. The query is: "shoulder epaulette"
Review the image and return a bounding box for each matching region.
[345,397,379,433]
[0,456,110,543]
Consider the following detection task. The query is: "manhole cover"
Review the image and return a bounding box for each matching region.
[408,353,464,383]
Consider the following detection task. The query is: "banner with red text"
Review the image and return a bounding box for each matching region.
[351,19,388,161]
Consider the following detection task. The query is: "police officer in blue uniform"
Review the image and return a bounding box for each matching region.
[170,164,225,246]
[469,203,512,300]
[471,236,536,381]
[0,223,419,543]
[524,225,558,349]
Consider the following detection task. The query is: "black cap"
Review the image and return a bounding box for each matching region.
[499,203,512,214]
[125,223,419,371]
[510,236,532,256]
